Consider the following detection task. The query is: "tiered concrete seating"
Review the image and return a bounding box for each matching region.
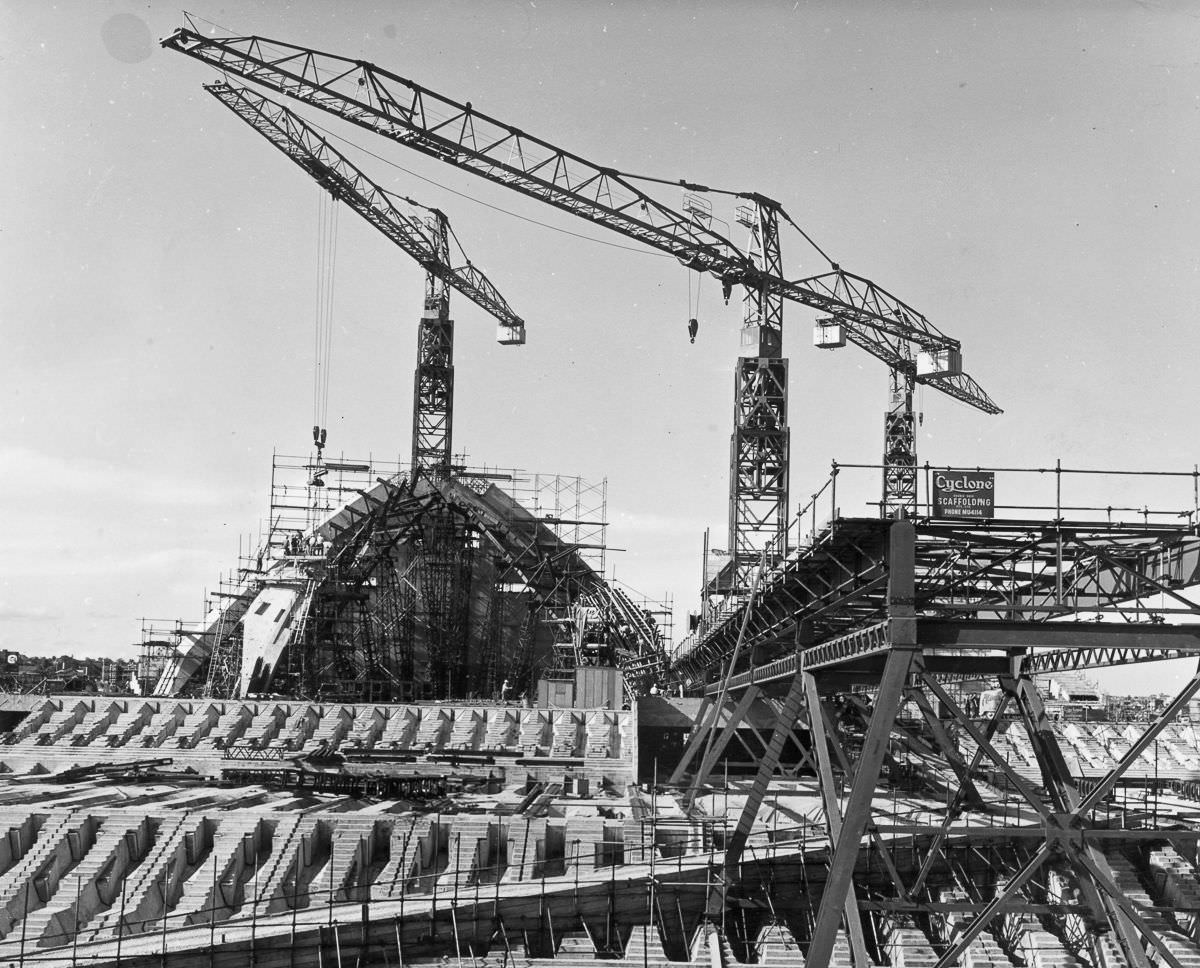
[403,817,451,894]
[25,702,88,747]
[193,705,251,750]
[1060,723,1110,770]
[81,812,202,942]
[2,700,56,743]
[161,704,219,749]
[754,921,806,966]
[411,709,450,752]
[1004,727,1039,770]
[302,707,353,753]
[446,709,483,750]
[830,931,856,967]
[1115,725,1162,769]
[482,708,519,751]
[885,924,939,967]
[1148,842,1200,936]
[1104,728,1134,763]
[0,698,638,787]
[66,700,121,747]
[90,702,153,748]
[378,707,418,749]
[518,710,551,755]
[439,816,494,890]
[585,712,616,758]
[272,706,318,751]
[935,889,1014,967]
[137,704,186,748]
[240,706,285,748]
[623,922,672,965]
[550,711,581,757]
[373,817,421,898]
[1159,725,1200,770]
[252,813,317,915]
[557,929,597,958]
[502,818,545,884]
[343,707,385,750]
[1103,849,1200,967]
[1010,913,1086,968]
[0,813,97,938]
[18,816,150,948]
[166,814,262,928]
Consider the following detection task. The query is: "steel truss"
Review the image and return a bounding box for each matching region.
[668,519,1200,967]
[412,288,454,471]
[728,201,789,590]
[670,514,1200,687]
[882,367,917,518]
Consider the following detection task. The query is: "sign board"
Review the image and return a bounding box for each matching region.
[932,470,995,519]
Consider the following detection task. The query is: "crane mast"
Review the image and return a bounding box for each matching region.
[730,201,788,579]
[882,366,918,517]
[203,81,525,473]
[169,27,998,587]
[413,213,454,470]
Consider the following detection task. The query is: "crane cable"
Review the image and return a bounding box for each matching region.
[313,188,340,454]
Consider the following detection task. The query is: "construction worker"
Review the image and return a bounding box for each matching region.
[500,678,511,702]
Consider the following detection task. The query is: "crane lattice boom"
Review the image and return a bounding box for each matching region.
[166,26,997,414]
[206,80,524,336]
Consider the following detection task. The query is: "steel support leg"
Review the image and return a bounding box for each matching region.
[1006,675,1151,966]
[666,697,719,787]
[907,686,984,808]
[806,644,915,967]
[723,671,807,868]
[933,843,1053,968]
[804,673,870,968]
[807,521,916,968]
[691,687,763,792]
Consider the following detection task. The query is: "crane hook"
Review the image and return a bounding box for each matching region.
[687,318,699,344]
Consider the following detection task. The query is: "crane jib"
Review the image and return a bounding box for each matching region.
[166,27,997,415]
[204,80,524,333]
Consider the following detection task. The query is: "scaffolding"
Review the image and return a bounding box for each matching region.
[259,454,614,701]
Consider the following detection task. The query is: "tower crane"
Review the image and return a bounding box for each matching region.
[203,80,525,474]
[165,24,999,590]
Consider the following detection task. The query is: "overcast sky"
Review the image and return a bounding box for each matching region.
[2,1,1199,694]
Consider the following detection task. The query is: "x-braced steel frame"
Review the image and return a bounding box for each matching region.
[689,519,1200,967]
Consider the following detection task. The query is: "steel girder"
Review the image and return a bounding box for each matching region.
[671,516,1200,687]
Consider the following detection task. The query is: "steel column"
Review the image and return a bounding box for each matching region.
[691,687,763,795]
[804,672,870,968]
[807,521,917,968]
[723,669,807,867]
